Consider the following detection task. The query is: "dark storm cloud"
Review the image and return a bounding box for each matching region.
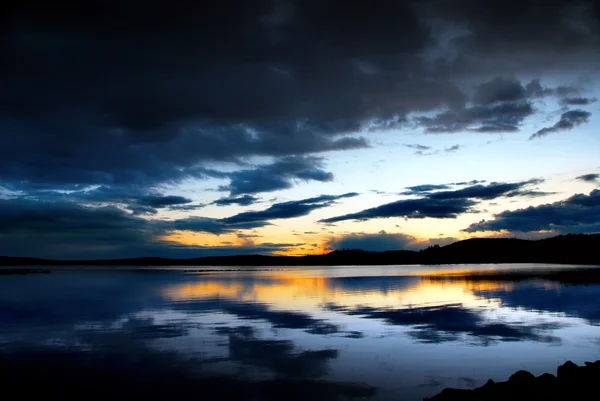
[219,156,334,195]
[31,185,200,215]
[529,109,592,139]
[213,195,260,207]
[0,198,148,233]
[575,173,600,183]
[524,79,557,98]
[322,180,547,223]
[464,189,600,233]
[0,0,429,189]
[0,198,158,258]
[472,77,527,105]
[416,0,600,76]
[1,0,598,192]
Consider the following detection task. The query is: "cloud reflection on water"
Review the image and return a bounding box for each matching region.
[2,266,600,401]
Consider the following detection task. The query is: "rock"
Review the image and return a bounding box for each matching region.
[535,373,556,385]
[557,360,579,381]
[584,361,600,372]
[427,360,600,401]
[508,370,536,386]
[429,387,476,401]
[481,378,495,388]
[472,379,496,396]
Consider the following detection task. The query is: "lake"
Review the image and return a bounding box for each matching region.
[1,264,600,401]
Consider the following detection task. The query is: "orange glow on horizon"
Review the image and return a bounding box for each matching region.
[157,227,560,257]
[161,271,509,312]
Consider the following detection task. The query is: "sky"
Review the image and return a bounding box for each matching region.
[0,0,599,259]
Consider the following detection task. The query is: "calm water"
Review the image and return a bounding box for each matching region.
[2,264,600,400]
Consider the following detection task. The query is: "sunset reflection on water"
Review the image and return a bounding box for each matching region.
[2,264,600,401]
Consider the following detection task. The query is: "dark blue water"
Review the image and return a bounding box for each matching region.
[1,264,600,401]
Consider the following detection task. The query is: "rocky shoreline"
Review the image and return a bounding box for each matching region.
[426,360,600,400]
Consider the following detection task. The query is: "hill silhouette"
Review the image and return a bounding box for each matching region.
[1,234,598,267]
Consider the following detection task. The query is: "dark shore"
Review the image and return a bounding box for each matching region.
[426,360,600,401]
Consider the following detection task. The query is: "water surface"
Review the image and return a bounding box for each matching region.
[2,264,600,400]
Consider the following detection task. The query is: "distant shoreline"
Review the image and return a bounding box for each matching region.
[1,234,599,267]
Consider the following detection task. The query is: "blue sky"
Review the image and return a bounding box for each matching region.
[0,0,599,258]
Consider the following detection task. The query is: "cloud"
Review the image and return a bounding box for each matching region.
[136,195,192,208]
[172,295,358,338]
[472,282,600,325]
[0,192,357,258]
[1,1,598,193]
[166,203,205,212]
[320,197,477,223]
[216,326,340,378]
[213,195,259,207]
[326,231,457,252]
[452,180,488,185]
[401,180,489,195]
[167,192,359,235]
[404,144,462,156]
[529,109,592,139]
[323,302,560,345]
[464,189,600,233]
[170,217,268,235]
[8,184,203,216]
[427,179,546,200]
[560,97,597,106]
[402,184,453,194]
[404,144,431,151]
[220,156,334,195]
[575,173,600,183]
[0,198,159,258]
[472,77,527,105]
[417,100,535,133]
[322,180,547,223]
[221,193,359,225]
